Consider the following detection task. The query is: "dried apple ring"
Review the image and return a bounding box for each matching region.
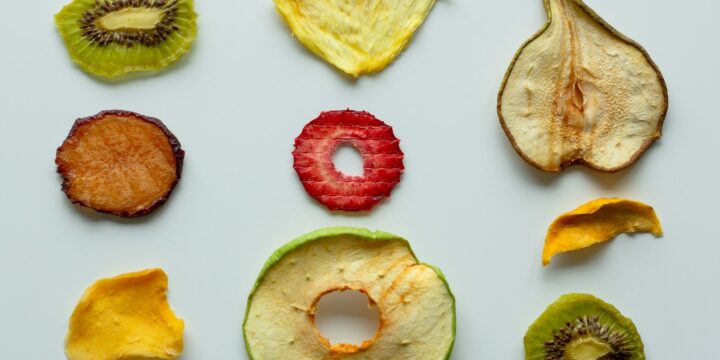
[243,227,456,360]
[543,198,663,265]
[292,110,404,212]
[65,268,184,360]
[56,110,184,218]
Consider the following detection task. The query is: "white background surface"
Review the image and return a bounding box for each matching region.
[0,0,718,358]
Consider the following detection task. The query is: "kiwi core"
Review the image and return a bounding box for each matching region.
[565,337,613,360]
[98,8,165,31]
[79,0,180,47]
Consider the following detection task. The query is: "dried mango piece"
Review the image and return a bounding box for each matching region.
[274,0,436,77]
[65,268,184,360]
[498,0,668,172]
[543,198,662,266]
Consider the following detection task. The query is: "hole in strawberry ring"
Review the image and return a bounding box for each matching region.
[332,143,364,177]
[314,290,380,347]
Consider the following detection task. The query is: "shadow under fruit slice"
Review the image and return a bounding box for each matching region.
[274,0,436,77]
[543,198,662,266]
[498,0,668,172]
[55,0,198,78]
[525,293,644,360]
[293,110,404,212]
[243,227,456,360]
[56,110,184,218]
[65,268,184,360]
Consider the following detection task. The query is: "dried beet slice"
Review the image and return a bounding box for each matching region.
[292,110,404,212]
[56,110,184,218]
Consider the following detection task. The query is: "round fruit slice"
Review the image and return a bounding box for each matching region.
[292,110,404,212]
[525,293,644,360]
[243,227,456,360]
[498,0,667,172]
[55,0,198,78]
[65,268,184,360]
[56,110,184,218]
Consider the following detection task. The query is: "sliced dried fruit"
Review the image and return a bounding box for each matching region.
[65,268,184,360]
[274,0,436,77]
[56,110,184,218]
[243,227,456,360]
[55,0,198,78]
[498,0,667,172]
[543,198,662,265]
[293,110,404,212]
[525,293,644,360]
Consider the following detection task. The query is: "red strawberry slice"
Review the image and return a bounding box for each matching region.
[292,110,405,211]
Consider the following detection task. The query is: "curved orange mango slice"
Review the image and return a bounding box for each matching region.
[543,198,662,266]
[65,268,184,360]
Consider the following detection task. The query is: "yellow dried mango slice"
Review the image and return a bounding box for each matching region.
[543,198,662,266]
[274,0,436,77]
[65,268,184,360]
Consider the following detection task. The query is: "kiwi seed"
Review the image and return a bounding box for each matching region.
[544,316,633,360]
[80,0,179,47]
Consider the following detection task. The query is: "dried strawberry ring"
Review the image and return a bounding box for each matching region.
[292,110,404,212]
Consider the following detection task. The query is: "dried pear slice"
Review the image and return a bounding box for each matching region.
[273,0,436,77]
[65,268,184,360]
[543,198,663,265]
[243,227,456,360]
[525,293,644,359]
[498,0,668,172]
[55,0,198,78]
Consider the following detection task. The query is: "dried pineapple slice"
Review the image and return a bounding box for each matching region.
[274,0,436,77]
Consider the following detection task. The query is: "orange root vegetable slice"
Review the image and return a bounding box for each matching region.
[56,110,184,218]
[65,268,184,360]
[543,198,663,265]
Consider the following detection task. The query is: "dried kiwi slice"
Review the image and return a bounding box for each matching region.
[525,293,644,360]
[243,227,456,360]
[498,0,667,172]
[55,0,198,78]
[56,110,184,218]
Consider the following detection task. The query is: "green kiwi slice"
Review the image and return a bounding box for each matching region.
[525,294,644,360]
[55,0,198,78]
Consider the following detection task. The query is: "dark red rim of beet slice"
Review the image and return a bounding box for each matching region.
[292,110,405,212]
[56,110,185,218]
